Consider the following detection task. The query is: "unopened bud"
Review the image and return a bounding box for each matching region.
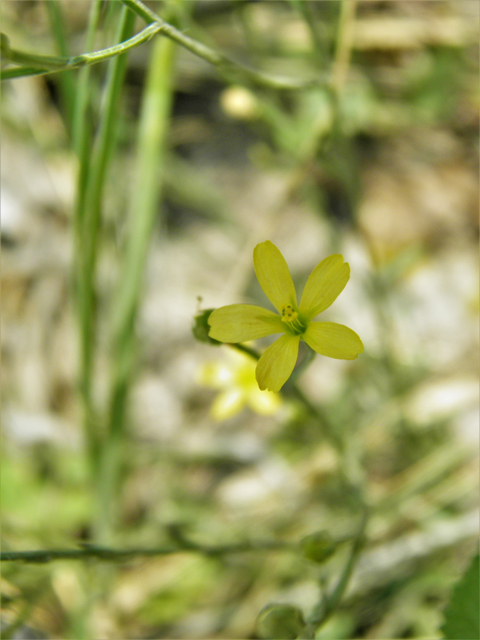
[256,603,304,639]
[300,531,337,564]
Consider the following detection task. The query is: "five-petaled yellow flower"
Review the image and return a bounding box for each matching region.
[208,241,364,392]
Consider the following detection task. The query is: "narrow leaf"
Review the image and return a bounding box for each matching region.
[441,551,479,640]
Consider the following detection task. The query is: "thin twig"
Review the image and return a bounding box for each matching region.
[1,22,163,79]
[74,7,136,494]
[300,505,369,638]
[101,31,176,543]
[2,0,326,89]
[120,0,325,91]
[0,539,298,564]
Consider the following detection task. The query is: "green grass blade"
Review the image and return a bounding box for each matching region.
[96,34,176,541]
[74,4,135,474]
[45,0,76,131]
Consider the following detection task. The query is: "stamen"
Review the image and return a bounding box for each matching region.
[281,305,306,334]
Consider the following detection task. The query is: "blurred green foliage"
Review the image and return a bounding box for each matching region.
[1,0,478,638]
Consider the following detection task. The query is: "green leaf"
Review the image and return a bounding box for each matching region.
[441,551,479,640]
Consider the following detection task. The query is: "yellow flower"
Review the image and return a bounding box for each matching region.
[198,350,281,421]
[208,241,364,392]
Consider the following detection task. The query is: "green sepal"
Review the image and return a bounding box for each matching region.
[192,309,221,345]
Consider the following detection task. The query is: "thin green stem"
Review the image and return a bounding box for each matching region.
[229,342,262,361]
[0,534,338,564]
[331,0,357,96]
[1,67,49,80]
[3,0,326,89]
[71,0,103,474]
[72,0,103,211]
[229,337,368,634]
[1,21,163,79]
[95,33,176,543]
[120,0,324,90]
[75,6,135,481]
[300,506,368,638]
[44,0,76,131]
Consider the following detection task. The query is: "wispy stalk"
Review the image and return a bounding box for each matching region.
[44,0,76,131]
[2,528,354,564]
[94,33,176,542]
[71,0,103,465]
[229,338,368,635]
[122,0,325,90]
[1,21,163,79]
[1,0,325,90]
[331,0,357,96]
[300,506,368,638]
[75,5,135,478]
[0,539,298,564]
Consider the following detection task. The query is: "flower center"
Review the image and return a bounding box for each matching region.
[281,304,306,335]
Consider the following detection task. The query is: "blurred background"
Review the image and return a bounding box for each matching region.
[1,1,478,638]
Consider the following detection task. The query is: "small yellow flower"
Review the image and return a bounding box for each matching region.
[198,350,281,421]
[208,241,364,392]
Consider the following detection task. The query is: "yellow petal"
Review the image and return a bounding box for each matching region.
[208,304,284,342]
[254,241,297,313]
[303,322,364,360]
[211,389,245,421]
[299,255,350,320]
[256,334,300,392]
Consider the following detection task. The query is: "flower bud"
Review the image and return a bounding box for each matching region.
[256,603,304,639]
[300,531,337,564]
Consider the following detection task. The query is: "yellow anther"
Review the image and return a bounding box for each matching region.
[282,304,297,320]
[281,305,306,334]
